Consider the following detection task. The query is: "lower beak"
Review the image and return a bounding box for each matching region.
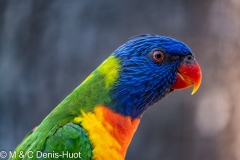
[171,60,202,95]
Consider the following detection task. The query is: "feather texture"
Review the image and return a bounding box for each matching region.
[10,35,201,160]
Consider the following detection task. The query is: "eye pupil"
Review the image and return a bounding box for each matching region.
[156,53,162,59]
[153,50,164,62]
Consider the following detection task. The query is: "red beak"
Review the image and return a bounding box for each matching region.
[171,60,202,94]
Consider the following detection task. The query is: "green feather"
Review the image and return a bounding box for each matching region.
[40,123,93,160]
[10,56,120,160]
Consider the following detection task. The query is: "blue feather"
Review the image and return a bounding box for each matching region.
[108,35,192,118]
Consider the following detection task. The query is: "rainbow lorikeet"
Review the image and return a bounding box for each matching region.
[10,35,202,160]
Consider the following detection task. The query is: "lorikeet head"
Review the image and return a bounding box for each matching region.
[110,35,202,118]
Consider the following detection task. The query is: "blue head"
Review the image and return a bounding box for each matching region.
[109,35,195,118]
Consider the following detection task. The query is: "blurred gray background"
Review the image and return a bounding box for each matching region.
[1,0,240,160]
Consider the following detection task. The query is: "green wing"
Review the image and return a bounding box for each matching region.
[41,123,93,160]
[10,123,93,160]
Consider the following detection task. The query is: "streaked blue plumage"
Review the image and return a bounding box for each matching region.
[109,35,193,118]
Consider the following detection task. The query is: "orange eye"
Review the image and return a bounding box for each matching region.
[153,50,164,63]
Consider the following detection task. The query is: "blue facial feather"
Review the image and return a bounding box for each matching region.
[108,35,192,118]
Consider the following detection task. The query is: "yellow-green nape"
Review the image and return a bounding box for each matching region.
[79,55,120,89]
[81,74,94,85]
[97,55,121,88]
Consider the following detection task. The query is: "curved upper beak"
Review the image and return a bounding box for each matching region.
[171,60,202,95]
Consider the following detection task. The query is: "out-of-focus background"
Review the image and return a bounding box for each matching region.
[1,0,240,160]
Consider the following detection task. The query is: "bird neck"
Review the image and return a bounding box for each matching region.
[74,54,169,118]
[74,105,140,159]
